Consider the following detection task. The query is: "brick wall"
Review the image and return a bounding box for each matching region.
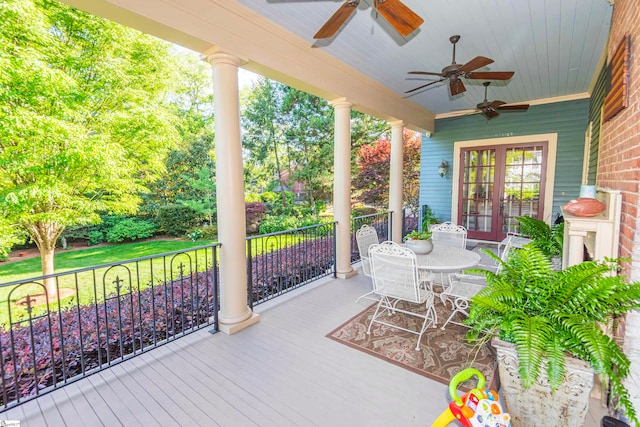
[599,0,640,419]
[599,0,640,278]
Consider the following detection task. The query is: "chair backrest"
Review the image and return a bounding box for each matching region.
[369,243,421,303]
[495,238,514,275]
[356,225,380,276]
[430,222,467,249]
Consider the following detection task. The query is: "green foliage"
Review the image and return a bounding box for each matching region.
[351,204,378,217]
[0,0,185,282]
[140,137,216,221]
[258,215,302,234]
[186,224,219,242]
[104,218,156,243]
[261,190,296,215]
[88,231,104,246]
[465,245,640,423]
[516,216,564,257]
[421,205,441,230]
[0,217,26,260]
[62,214,156,246]
[245,193,262,203]
[157,204,198,237]
[403,230,432,241]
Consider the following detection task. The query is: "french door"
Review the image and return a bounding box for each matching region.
[457,142,547,241]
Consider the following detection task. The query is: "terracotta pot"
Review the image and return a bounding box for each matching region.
[492,338,595,426]
[563,197,606,217]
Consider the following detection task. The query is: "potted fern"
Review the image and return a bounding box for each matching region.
[515,216,564,269]
[465,245,640,425]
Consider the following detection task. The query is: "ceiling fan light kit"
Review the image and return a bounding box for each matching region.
[313,0,423,39]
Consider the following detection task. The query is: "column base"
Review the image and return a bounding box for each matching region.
[218,312,260,335]
[336,268,358,279]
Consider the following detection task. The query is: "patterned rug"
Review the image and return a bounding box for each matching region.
[327,300,499,391]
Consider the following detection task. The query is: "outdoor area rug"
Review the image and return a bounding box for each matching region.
[327,301,499,391]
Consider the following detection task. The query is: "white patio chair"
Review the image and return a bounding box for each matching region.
[355,225,381,303]
[356,224,379,277]
[440,238,514,329]
[429,221,468,285]
[367,243,437,350]
[430,221,467,249]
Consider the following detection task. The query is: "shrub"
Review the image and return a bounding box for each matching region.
[198,225,217,240]
[87,230,105,246]
[245,192,261,203]
[249,236,335,304]
[0,272,216,407]
[258,215,301,234]
[157,204,199,237]
[105,218,156,243]
[351,204,377,217]
[245,202,267,234]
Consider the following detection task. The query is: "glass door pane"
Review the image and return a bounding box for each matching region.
[500,145,543,235]
[459,142,547,241]
[460,148,495,236]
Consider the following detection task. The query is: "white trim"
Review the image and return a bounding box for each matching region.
[452,133,558,225]
[582,123,593,185]
[436,93,590,119]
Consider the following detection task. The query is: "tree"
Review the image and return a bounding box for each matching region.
[241,78,289,206]
[140,136,216,222]
[0,0,181,296]
[353,129,421,209]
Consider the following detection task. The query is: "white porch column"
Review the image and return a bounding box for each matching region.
[330,98,356,279]
[205,52,259,334]
[389,120,404,243]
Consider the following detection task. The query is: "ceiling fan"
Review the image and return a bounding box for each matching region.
[474,82,529,119]
[314,0,423,39]
[405,35,514,96]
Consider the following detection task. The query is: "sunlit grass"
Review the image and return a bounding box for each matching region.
[0,234,312,327]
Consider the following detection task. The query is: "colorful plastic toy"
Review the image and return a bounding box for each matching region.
[431,368,511,427]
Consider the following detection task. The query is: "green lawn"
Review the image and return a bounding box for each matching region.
[0,239,217,284]
[0,234,308,327]
[0,239,219,327]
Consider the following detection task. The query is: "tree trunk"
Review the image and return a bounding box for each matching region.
[26,221,63,299]
[41,247,57,298]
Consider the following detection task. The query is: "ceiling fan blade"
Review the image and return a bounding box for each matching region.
[408,71,444,77]
[466,71,515,80]
[487,100,507,109]
[459,56,494,73]
[404,79,445,94]
[450,79,466,96]
[497,104,530,111]
[314,1,359,39]
[374,0,424,37]
[483,109,500,119]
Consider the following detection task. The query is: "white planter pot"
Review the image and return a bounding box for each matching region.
[492,338,595,427]
[405,238,433,254]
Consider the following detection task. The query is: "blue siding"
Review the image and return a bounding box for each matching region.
[420,98,589,223]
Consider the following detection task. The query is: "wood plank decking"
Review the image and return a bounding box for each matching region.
[3,262,607,426]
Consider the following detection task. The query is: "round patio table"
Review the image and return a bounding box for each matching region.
[413,244,481,272]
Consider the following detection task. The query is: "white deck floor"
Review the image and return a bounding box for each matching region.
[3,265,607,426]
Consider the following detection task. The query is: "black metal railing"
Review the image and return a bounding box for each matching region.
[0,244,220,412]
[350,211,392,264]
[402,208,419,238]
[247,222,337,308]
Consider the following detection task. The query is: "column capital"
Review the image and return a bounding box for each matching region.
[202,48,247,67]
[329,97,355,109]
[389,120,404,129]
